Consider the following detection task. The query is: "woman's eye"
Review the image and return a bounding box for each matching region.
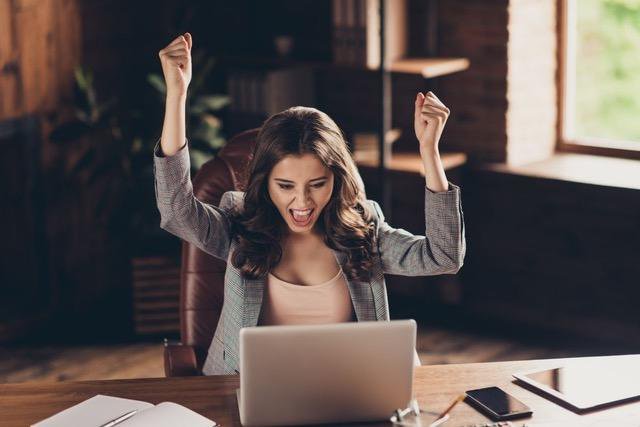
[277,182,326,190]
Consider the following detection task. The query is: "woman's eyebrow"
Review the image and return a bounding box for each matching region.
[274,176,328,183]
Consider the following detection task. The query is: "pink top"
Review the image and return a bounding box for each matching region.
[259,267,355,326]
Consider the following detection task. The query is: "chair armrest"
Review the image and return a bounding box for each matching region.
[163,339,200,377]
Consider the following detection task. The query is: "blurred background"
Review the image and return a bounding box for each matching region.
[1,0,639,383]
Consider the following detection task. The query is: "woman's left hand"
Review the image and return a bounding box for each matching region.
[414,91,450,154]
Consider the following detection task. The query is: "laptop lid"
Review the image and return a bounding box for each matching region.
[238,319,416,426]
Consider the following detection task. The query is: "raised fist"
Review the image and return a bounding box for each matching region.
[414,91,450,153]
[158,33,193,97]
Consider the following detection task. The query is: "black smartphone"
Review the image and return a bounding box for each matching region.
[466,386,533,421]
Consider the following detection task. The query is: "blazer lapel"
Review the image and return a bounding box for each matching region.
[243,276,265,328]
[331,249,377,322]
[222,274,264,374]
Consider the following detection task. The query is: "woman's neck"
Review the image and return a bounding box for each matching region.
[283,229,324,247]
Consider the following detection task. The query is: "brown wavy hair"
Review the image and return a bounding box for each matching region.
[229,106,378,281]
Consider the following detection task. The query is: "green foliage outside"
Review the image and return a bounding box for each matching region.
[575,0,640,143]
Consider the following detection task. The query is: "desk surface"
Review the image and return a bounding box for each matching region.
[1,354,639,427]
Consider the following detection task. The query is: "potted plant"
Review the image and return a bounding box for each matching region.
[46,51,230,337]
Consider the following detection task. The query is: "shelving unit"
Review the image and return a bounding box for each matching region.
[333,0,470,219]
[221,1,470,217]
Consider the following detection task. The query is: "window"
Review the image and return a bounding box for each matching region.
[559,0,640,158]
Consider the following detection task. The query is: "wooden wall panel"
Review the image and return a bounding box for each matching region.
[0,0,81,120]
[0,0,21,117]
[52,0,82,105]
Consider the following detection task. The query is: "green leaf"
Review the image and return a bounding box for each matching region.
[192,125,216,142]
[208,136,226,150]
[193,95,230,112]
[94,98,116,123]
[147,74,167,95]
[75,109,90,123]
[190,149,214,171]
[192,115,226,145]
[131,137,143,154]
[74,66,88,91]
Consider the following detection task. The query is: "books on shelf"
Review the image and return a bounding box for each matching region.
[32,394,216,427]
[352,128,402,163]
[227,65,315,116]
[332,0,407,69]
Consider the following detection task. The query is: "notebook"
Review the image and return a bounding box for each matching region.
[32,394,216,427]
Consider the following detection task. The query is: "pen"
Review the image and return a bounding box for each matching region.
[429,413,450,427]
[98,409,139,427]
[434,393,466,422]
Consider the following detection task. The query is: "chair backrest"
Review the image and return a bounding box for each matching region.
[180,128,258,370]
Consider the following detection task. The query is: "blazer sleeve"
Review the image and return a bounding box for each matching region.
[370,182,466,276]
[153,139,235,261]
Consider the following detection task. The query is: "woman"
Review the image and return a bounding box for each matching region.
[154,33,466,375]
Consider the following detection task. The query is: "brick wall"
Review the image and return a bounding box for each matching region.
[438,0,509,162]
[461,168,640,344]
[507,0,557,165]
[438,0,557,165]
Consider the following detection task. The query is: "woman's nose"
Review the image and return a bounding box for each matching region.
[294,187,311,202]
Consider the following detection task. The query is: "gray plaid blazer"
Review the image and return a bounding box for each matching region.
[154,142,466,375]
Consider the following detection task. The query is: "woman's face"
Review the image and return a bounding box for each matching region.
[268,153,334,235]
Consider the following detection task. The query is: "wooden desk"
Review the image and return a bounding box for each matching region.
[1,355,639,427]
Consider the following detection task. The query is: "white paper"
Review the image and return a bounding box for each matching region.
[32,394,154,427]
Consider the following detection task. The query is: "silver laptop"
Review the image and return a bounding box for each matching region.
[237,319,416,426]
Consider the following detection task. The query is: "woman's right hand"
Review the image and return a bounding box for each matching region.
[158,33,192,97]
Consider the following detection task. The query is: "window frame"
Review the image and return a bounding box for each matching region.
[556,0,640,160]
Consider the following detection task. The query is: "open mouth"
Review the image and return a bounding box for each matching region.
[289,208,314,226]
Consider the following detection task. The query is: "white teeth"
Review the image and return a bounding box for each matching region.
[291,208,313,222]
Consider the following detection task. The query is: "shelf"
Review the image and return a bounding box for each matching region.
[389,57,470,78]
[355,151,468,175]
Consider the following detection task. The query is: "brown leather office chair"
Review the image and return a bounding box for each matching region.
[164,128,258,377]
